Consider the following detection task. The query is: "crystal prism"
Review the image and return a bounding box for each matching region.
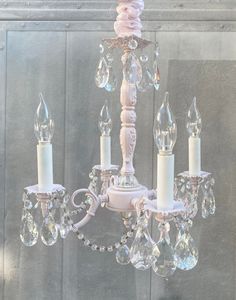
[123,53,142,84]
[60,221,70,239]
[40,214,58,246]
[137,66,153,92]
[202,188,216,218]
[153,59,160,90]
[95,57,109,88]
[175,231,198,270]
[152,223,176,277]
[130,227,154,270]
[105,67,117,92]
[116,245,130,265]
[20,210,38,247]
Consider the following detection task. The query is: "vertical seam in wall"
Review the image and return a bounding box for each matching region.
[149,31,157,300]
[61,30,68,300]
[3,28,8,300]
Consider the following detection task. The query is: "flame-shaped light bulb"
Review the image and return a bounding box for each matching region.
[153,92,177,154]
[34,93,54,143]
[186,97,202,137]
[98,100,112,136]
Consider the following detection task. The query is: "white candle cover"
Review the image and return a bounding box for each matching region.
[157,154,174,210]
[100,135,111,170]
[37,142,53,191]
[189,136,201,176]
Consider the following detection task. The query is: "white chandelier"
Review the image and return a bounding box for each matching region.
[20,0,216,278]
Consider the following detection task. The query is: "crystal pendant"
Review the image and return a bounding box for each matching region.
[153,59,160,90]
[152,223,176,277]
[105,52,117,92]
[40,213,58,246]
[123,52,142,84]
[105,67,117,92]
[20,210,38,246]
[130,216,154,270]
[202,188,216,218]
[184,191,198,219]
[137,55,153,92]
[174,221,198,270]
[59,205,71,239]
[116,245,130,265]
[95,57,109,88]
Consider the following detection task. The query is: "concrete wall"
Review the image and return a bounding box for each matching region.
[0,1,235,299]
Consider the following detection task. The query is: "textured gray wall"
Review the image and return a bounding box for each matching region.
[0,1,236,300]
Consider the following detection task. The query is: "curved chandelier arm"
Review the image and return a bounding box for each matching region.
[71,188,102,231]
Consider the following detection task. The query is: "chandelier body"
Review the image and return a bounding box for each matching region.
[20,0,216,277]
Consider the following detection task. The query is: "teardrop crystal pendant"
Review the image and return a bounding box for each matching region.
[152,223,176,278]
[116,245,130,265]
[184,192,198,219]
[60,222,70,239]
[174,221,198,270]
[20,210,39,247]
[59,205,71,239]
[202,188,216,218]
[95,57,109,88]
[130,227,154,270]
[105,67,117,92]
[40,213,58,246]
[137,55,153,92]
[123,52,142,84]
[153,59,160,91]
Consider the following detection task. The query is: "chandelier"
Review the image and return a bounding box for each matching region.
[20,0,216,278]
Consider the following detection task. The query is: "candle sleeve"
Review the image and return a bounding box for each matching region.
[100,135,111,170]
[37,143,53,191]
[189,136,201,176]
[157,154,174,210]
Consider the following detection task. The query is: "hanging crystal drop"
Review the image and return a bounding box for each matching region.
[184,191,198,219]
[20,209,38,246]
[116,245,130,265]
[152,59,160,91]
[202,188,216,218]
[152,223,176,278]
[105,67,117,92]
[40,213,58,246]
[130,215,154,270]
[95,45,109,88]
[174,220,198,270]
[59,205,71,239]
[123,52,142,84]
[137,54,153,92]
[105,52,117,92]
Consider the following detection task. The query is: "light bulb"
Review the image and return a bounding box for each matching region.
[98,100,112,136]
[186,97,202,137]
[153,92,177,154]
[34,93,54,142]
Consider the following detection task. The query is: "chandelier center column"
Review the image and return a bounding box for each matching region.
[120,55,137,179]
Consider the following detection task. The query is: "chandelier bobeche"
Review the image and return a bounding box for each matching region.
[20,0,216,277]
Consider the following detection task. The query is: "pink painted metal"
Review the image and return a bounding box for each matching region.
[71,188,104,230]
[114,0,144,38]
[120,76,137,176]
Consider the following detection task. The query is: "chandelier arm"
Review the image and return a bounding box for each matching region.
[71,188,101,231]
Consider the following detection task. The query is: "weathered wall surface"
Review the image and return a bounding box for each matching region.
[0,1,235,300]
